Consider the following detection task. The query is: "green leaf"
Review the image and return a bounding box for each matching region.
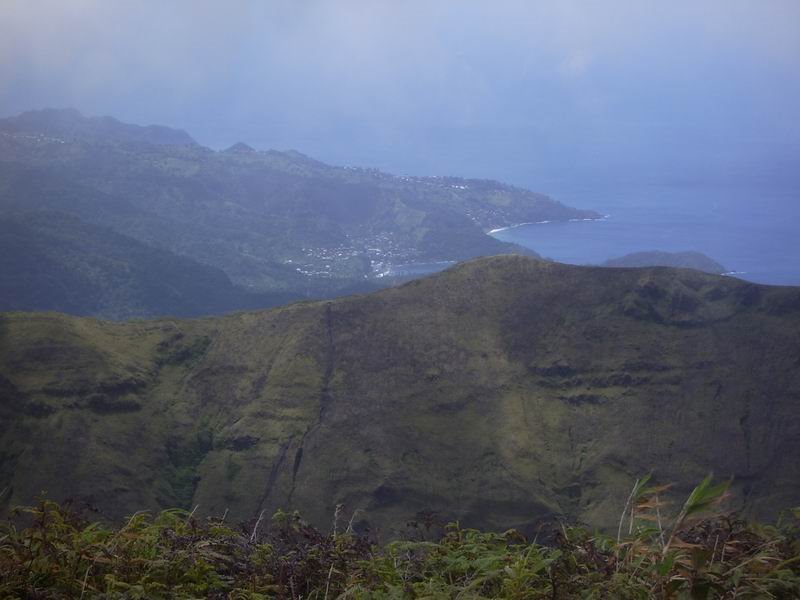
[656,552,676,576]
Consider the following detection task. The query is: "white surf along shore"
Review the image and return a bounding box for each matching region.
[487,214,610,235]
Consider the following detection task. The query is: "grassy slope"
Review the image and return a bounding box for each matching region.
[0,211,304,319]
[1,256,799,538]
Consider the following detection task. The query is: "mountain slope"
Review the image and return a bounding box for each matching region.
[0,211,304,319]
[3,256,798,537]
[0,108,196,145]
[0,109,598,303]
[603,250,727,274]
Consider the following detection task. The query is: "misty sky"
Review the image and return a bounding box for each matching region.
[1,1,799,190]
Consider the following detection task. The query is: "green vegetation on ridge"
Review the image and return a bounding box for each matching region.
[2,256,799,538]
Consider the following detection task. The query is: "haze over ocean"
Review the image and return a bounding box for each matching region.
[1,2,797,284]
[490,181,800,286]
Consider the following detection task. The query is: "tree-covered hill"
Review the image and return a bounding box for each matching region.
[0,109,599,317]
[2,256,798,538]
[0,211,306,319]
[602,250,728,275]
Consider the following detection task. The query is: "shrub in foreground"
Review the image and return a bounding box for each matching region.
[1,477,798,598]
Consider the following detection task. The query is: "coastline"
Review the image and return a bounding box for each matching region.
[487,214,610,235]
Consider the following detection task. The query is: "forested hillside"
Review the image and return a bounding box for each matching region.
[2,256,798,538]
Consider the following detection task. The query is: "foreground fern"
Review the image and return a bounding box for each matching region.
[1,479,798,599]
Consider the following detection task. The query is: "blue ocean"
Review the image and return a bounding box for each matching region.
[489,182,800,287]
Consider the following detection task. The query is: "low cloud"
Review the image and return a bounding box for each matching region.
[1,0,798,186]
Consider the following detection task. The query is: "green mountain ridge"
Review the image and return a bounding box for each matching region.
[602,250,727,274]
[0,211,307,319]
[0,108,196,146]
[2,256,799,538]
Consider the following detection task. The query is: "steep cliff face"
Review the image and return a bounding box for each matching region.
[2,256,799,537]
